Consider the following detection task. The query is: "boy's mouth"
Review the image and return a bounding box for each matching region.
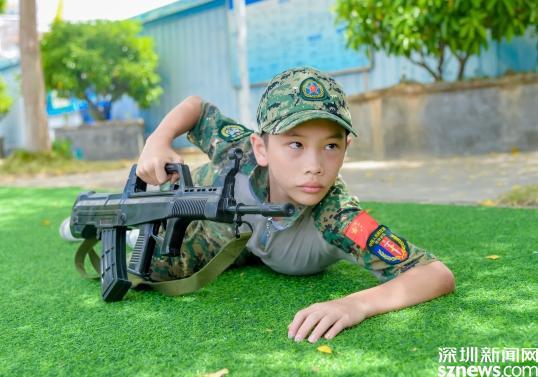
[298,183,324,194]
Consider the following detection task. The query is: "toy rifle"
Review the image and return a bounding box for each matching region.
[69,148,295,302]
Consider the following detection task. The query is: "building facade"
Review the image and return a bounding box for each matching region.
[0,0,536,153]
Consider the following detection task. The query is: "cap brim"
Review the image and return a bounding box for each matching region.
[274,109,357,137]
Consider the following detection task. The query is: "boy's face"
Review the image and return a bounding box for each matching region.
[251,119,351,207]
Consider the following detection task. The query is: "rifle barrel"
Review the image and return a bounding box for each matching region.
[230,203,295,217]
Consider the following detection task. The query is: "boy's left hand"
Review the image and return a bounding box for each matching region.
[287,297,368,343]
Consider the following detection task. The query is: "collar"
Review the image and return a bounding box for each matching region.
[248,164,307,227]
[248,164,269,203]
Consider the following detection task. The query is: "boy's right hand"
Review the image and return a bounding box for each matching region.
[135,138,184,186]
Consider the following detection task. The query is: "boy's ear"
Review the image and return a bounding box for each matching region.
[346,135,352,149]
[250,133,269,167]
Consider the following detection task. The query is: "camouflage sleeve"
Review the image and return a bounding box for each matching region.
[313,178,439,283]
[187,101,253,165]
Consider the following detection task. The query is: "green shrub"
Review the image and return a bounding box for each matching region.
[51,138,73,160]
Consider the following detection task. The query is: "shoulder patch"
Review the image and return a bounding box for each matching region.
[367,225,409,265]
[218,124,252,142]
[299,77,328,101]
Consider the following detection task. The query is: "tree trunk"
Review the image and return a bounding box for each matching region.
[19,0,50,152]
[456,54,470,81]
[83,93,106,121]
[436,43,446,81]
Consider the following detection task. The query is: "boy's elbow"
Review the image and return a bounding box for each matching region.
[185,95,203,106]
[435,261,456,294]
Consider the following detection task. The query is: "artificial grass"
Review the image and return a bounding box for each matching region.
[0,187,536,377]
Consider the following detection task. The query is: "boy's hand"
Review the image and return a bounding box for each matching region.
[287,297,368,343]
[136,137,184,186]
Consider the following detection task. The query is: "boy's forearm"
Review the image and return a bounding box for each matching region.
[345,261,455,318]
[149,96,203,144]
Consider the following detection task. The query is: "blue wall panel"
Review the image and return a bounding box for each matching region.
[139,0,537,145]
[0,64,24,154]
[139,0,238,147]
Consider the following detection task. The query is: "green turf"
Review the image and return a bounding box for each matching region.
[0,187,536,377]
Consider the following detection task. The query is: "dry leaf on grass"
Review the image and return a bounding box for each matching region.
[480,199,496,207]
[317,345,333,354]
[200,368,229,377]
[485,255,501,260]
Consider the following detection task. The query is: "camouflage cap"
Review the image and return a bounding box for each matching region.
[256,67,356,136]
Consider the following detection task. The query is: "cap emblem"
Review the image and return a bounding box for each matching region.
[300,78,327,100]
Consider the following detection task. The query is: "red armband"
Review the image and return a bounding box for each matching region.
[343,211,379,250]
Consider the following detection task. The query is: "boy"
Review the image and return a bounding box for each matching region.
[134,67,455,343]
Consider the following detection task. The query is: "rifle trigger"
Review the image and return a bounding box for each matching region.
[151,234,164,249]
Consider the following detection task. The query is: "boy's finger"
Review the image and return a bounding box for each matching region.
[155,163,169,185]
[288,309,309,338]
[137,164,156,186]
[323,319,345,340]
[170,172,180,184]
[293,312,323,342]
[307,316,336,343]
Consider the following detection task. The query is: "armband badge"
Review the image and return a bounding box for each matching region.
[367,225,409,265]
[218,124,252,142]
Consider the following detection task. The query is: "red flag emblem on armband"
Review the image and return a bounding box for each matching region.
[343,211,379,250]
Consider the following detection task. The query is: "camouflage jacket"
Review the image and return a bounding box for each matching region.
[150,102,438,282]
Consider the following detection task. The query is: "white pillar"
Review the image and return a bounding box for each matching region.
[233,0,253,128]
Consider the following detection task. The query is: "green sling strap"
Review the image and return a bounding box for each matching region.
[74,233,250,296]
[74,238,100,280]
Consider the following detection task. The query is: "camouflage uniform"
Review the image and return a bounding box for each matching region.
[149,67,438,282]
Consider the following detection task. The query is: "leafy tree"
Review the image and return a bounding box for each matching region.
[41,20,163,120]
[0,78,12,116]
[0,0,12,118]
[335,0,538,81]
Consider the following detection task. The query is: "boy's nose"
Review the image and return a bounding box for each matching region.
[304,151,323,175]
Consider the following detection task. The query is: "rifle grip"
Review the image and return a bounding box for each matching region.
[128,222,160,278]
[161,218,191,257]
[100,227,132,302]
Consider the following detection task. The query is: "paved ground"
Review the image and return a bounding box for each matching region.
[1,151,537,205]
[340,151,538,204]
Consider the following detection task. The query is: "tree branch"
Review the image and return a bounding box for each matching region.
[83,92,105,121]
[409,52,441,81]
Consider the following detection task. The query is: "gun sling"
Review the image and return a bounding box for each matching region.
[74,233,250,297]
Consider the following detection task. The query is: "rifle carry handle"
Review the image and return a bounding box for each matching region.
[165,163,194,189]
[123,163,194,197]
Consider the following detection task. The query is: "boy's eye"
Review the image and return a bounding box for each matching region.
[325,143,339,150]
[289,142,303,149]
